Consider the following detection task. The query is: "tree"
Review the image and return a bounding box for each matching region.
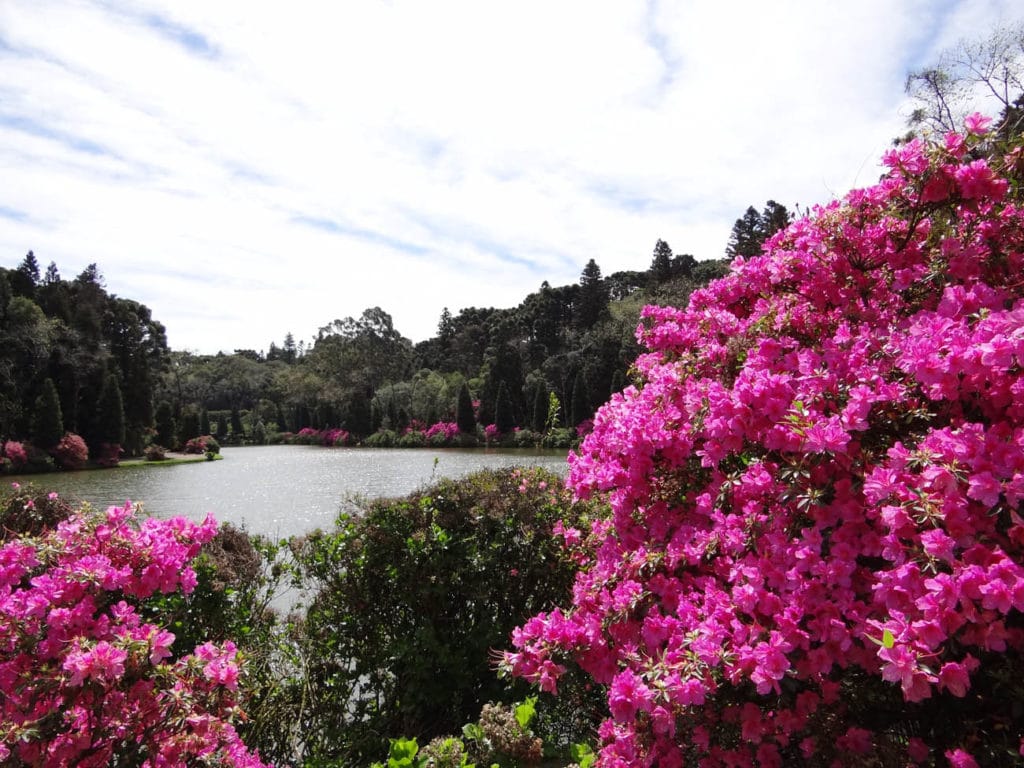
[493,381,514,433]
[231,407,244,438]
[456,382,476,435]
[726,201,793,259]
[531,384,548,433]
[725,205,765,259]
[200,407,211,437]
[154,400,176,448]
[905,20,1024,136]
[96,372,126,447]
[575,259,609,329]
[569,370,589,428]
[9,250,40,298]
[32,378,63,450]
[650,239,673,284]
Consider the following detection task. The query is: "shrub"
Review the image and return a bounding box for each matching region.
[291,467,605,765]
[505,119,1024,766]
[145,443,168,461]
[2,440,27,469]
[184,434,220,455]
[397,429,427,447]
[365,429,398,447]
[94,441,123,468]
[51,431,88,470]
[0,483,75,540]
[0,495,269,766]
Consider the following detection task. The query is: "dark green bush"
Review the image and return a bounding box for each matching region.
[291,466,606,766]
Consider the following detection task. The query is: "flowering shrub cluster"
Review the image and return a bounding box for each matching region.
[94,441,123,468]
[2,440,27,471]
[0,494,268,766]
[183,434,221,455]
[505,117,1024,766]
[424,421,461,442]
[51,432,88,470]
[288,427,350,446]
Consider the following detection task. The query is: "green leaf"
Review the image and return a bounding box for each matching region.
[462,723,485,742]
[882,629,895,649]
[388,737,419,768]
[570,742,597,768]
[514,696,537,730]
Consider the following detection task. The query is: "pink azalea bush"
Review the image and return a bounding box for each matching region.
[289,427,350,446]
[2,441,27,470]
[51,432,88,470]
[425,421,461,443]
[504,117,1024,766]
[0,498,269,767]
[183,434,221,455]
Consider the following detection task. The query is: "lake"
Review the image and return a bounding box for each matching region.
[6,445,569,538]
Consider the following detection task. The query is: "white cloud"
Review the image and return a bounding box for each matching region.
[1,0,1020,352]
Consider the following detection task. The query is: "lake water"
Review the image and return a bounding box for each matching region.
[6,445,569,538]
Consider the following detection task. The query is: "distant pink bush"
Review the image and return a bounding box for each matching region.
[425,421,460,441]
[2,441,27,468]
[51,432,88,470]
[505,117,1024,766]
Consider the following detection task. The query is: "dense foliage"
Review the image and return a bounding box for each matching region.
[504,118,1024,767]
[289,467,606,766]
[0,261,168,462]
[0,484,268,767]
[153,251,730,450]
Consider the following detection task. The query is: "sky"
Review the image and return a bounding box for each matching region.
[1,0,1021,354]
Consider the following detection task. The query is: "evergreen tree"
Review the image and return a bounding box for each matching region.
[11,251,41,298]
[761,200,792,241]
[532,384,548,433]
[570,371,590,428]
[650,240,673,283]
[347,390,373,437]
[200,408,211,437]
[576,259,609,329]
[32,378,64,449]
[230,407,244,438]
[726,206,764,260]
[456,383,476,435]
[275,402,288,432]
[155,401,176,448]
[96,373,126,446]
[494,381,514,434]
[178,410,200,445]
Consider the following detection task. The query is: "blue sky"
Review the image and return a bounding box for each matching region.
[1,0,1020,353]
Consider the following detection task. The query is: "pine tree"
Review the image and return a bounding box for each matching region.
[200,408,211,437]
[576,259,609,329]
[178,410,200,445]
[155,401,176,447]
[96,373,126,446]
[32,378,64,449]
[570,371,590,428]
[532,384,548,433]
[726,206,764,260]
[494,381,515,433]
[456,383,476,435]
[651,240,673,283]
[231,407,244,438]
[348,390,373,437]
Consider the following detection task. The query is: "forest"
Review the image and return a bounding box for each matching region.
[0,211,794,467]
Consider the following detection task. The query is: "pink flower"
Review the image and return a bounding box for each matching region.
[964,112,993,136]
[945,748,979,768]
